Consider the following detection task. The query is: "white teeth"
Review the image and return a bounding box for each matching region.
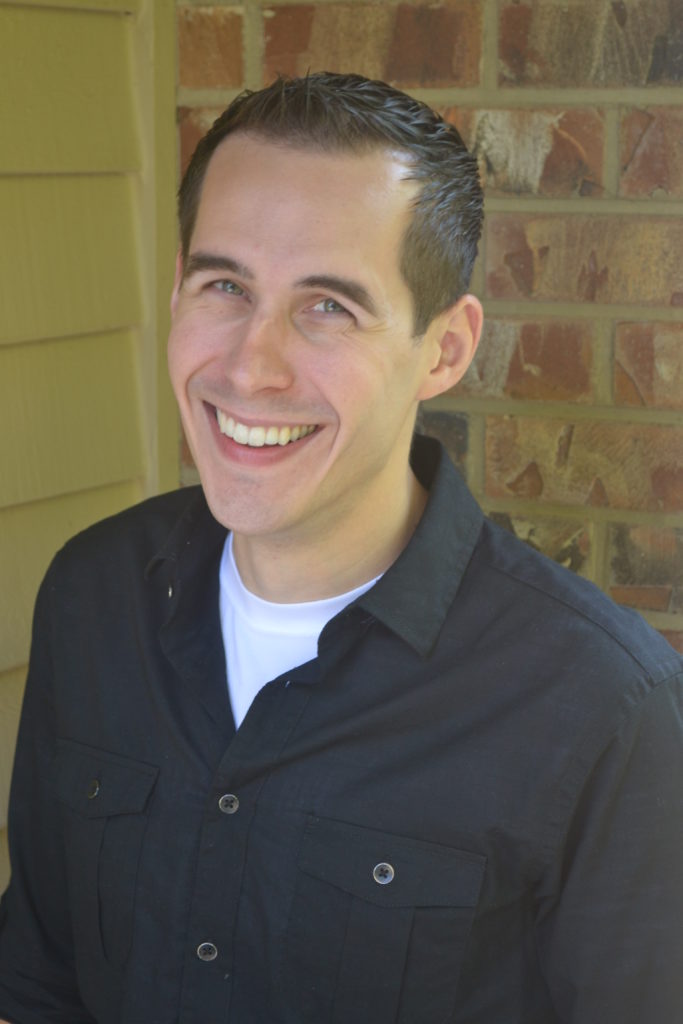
[233,422,249,444]
[248,426,266,447]
[216,409,315,448]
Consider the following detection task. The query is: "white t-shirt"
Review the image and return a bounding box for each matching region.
[219,534,379,728]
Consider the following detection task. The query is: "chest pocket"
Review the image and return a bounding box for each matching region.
[52,739,158,970]
[280,815,485,1024]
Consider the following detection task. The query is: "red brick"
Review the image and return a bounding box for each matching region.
[263,3,481,87]
[499,0,681,87]
[178,6,243,90]
[609,523,683,613]
[506,461,544,499]
[384,4,481,86]
[614,323,683,410]
[458,319,594,402]
[178,107,224,176]
[620,108,683,198]
[660,631,683,654]
[488,512,592,575]
[486,214,683,306]
[485,418,683,513]
[611,584,673,611]
[442,108,604,198]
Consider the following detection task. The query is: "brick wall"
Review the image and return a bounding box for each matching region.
[176,0,683,650]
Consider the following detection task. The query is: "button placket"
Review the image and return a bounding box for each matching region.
[181,684,309,1012]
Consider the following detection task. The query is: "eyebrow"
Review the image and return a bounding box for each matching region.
[183,252,254,281]
[295,275,379,318]
[183,254,379,318]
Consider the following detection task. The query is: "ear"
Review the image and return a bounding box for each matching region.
[417,294,483,402]
[170,249,184,316]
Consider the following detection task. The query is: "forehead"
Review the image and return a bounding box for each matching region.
[191,134,418,270]
[201,132,415,201]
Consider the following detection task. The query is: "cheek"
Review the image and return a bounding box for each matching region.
[167,316,219,385]
[311,339,388,393]
[167,331,193,401]
[166,330,182,386]
[330,351,418,412]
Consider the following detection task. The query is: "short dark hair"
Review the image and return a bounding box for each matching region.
[178,72,483,336]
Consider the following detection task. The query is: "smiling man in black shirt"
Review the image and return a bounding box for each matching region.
[1,73,682,1024]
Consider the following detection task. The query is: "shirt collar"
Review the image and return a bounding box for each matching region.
[357,434,483,657]
[146,434,482,659]
[144,487,226,583]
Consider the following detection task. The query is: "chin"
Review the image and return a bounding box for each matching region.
[201,486,290,538]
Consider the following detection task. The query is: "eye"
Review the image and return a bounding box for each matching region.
[212,279,245,296]
[311,297,349,315]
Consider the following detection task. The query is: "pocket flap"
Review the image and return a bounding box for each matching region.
[52,739,158,818]
[298,816,485,909]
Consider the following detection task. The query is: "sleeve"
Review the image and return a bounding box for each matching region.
[536,671,683,1023]
[0,560,96,1024]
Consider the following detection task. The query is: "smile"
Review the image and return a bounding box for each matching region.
[216,408,317,447]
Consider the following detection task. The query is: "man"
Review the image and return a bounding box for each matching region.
[0,73,681,1024]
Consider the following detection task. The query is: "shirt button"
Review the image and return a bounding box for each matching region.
[87,779,100,799]
[373,862,395,885]
[196,942,218,962]
[218,793,239,814]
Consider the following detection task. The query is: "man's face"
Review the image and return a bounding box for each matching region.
[168,134,451,546]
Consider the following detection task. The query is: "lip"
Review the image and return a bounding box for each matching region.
[211,403,314,431]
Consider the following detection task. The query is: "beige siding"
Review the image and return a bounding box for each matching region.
[1,332,144,507]
[0,177,141,345]
[0,0,177,889]
[0,5,138,175]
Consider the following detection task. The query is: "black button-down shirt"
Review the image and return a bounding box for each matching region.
[1,436,682,1023]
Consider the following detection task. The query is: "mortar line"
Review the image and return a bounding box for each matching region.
[603,105,621,198]
[243,0,264,90]
[481,0,499,94]
[429,394,683,426]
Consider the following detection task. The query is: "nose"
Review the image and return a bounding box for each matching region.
[223,309,295,396]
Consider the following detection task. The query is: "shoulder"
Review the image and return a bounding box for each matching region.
[47,486,208,585]
[447,518,683,829]
[462,516,681,690]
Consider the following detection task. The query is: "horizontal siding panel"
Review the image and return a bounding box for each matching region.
[0,480,141,674]
[0,175,141,344]
[5,1,140,15]
[1,331,144,507]
[0,6,138,174]
[0,667,26,831]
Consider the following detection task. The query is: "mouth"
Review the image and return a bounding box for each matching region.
[215,408,317,448]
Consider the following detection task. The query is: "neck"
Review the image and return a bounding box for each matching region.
[231,466,428,603]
